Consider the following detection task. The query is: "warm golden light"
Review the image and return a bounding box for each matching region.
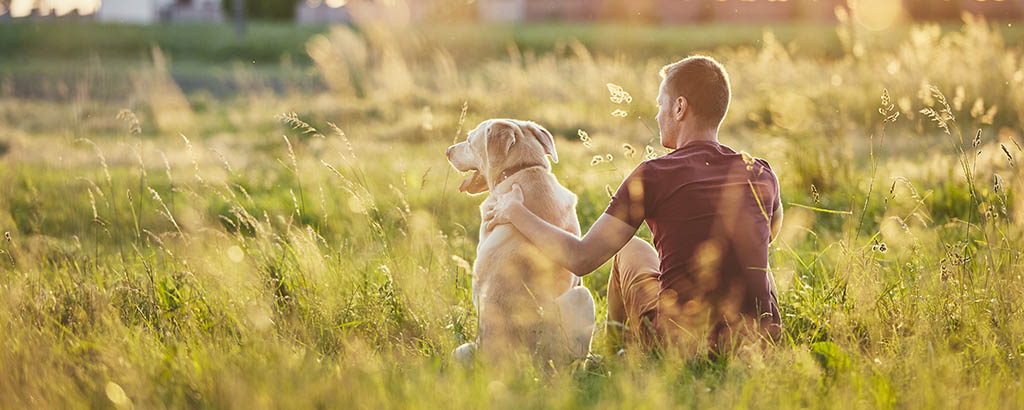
[7,0,101,17]
[849,0,904,31]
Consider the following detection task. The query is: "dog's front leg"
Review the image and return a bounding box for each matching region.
[453,342,477,367]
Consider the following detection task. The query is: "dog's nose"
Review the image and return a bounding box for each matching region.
[445,145,454,157]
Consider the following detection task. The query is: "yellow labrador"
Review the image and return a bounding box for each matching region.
[446,119,595,366]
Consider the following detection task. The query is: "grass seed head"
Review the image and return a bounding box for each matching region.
[622,143,636,159]
[578,129,592,148]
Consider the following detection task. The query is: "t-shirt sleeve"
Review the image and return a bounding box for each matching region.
[604,163,649,228]
[755,158,781,212]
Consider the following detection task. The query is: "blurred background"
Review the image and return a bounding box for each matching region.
[2,1,1024,408]
[1,0,1023,105]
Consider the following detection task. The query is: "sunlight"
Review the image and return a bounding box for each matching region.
[8,0,101,17]
[850,0,904,31]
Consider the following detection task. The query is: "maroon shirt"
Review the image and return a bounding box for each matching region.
[605,139,781,345]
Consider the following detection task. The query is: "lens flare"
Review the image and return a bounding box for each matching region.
[850,0,903,31]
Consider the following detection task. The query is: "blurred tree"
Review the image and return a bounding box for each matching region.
[224,0,298,20]
[599,0,655,22]
[232,0,246,35]
[902,0,960,20]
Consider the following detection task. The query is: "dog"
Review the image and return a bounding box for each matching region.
[445,119,596,367]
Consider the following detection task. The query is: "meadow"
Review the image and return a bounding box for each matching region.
[1,13,1023,408]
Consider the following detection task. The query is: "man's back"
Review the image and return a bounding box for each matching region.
[606,139,781,348]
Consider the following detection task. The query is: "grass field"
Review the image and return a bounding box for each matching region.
[1,13,1024,408]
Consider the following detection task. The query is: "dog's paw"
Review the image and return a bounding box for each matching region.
[453,342,477,367]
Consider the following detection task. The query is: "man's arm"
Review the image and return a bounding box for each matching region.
[484,184,637,276]
[769,196,783,244]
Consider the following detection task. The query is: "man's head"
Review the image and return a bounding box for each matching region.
[655,55,731,149]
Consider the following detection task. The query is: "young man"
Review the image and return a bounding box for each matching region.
[483,56,783,355]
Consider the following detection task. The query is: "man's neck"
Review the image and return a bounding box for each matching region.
[669,126,719,149]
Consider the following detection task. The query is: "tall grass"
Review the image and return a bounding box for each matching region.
[0,13,1023,409]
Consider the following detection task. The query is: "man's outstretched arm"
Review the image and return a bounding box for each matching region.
[484,184,637,277]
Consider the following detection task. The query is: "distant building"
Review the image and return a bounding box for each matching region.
[296,1,355,24]
[475,0,799,23]
[162,0,224,22]
[476,0,526,22]
[476,0,599,22]
[90,0,224,24]
[474,0,1024,23]
[95,0,163,24]
[295,0,433,25]
[711,0,796,22]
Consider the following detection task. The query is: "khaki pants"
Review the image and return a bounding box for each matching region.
[606,236,662,350]
[607,237,783,356]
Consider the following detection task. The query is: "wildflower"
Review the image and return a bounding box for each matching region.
[879,88,899,123]
[930,85,953,120]
[622,143,636,159]
[644,145,657,160]
[590,155,604,166]
[919,107,950,135]
[611,109,628,118]
[606,83,632,104]
[116,109,142,135]
[578,129,592,148]
[279,112,325,139]
[920,85,953,134]
[740,150,755,171]
[740,151,755,165]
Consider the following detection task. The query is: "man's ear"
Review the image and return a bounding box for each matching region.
[485,121,516,162]
[675,95,687,121]
[518,121,558,163]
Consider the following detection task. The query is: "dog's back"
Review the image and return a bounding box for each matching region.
[446,118,594,366]
[473,169,584,363]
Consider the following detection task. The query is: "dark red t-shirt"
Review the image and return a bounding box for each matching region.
[605,139,781,345]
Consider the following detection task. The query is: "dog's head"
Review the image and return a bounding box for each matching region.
[445,119,558,195]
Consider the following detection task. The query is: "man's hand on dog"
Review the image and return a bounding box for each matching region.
[484,184,524,232]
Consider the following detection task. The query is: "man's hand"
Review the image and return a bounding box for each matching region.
[483,184,524,231]
[479,182,637,276]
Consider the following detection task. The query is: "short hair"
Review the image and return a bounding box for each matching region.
[659,56,731,128]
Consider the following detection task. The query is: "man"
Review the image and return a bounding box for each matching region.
[483,56,783,355]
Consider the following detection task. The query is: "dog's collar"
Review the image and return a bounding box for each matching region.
[493,163,546,187]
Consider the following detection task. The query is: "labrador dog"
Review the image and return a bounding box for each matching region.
[445,119,595,366]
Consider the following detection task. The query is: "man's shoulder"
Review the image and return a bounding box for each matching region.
[752,157,778,180]
[753,157,774,171]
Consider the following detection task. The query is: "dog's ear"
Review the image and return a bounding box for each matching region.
[485,121,517,162]
[518,121,558,163]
